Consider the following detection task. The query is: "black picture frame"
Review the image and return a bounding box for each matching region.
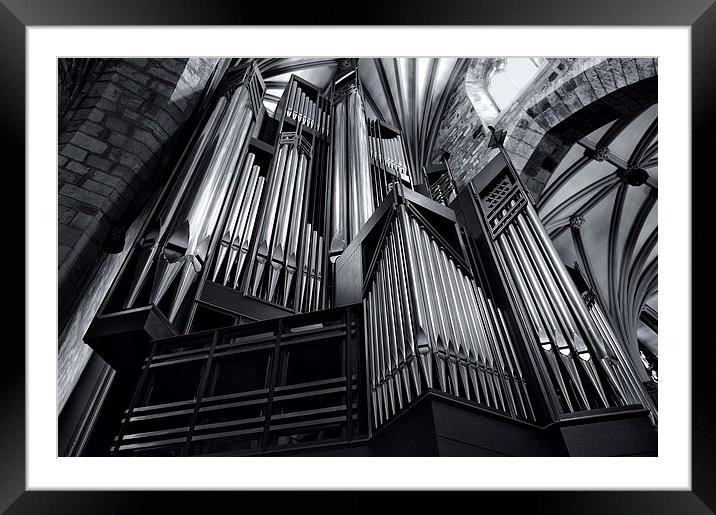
[3,1,713,512]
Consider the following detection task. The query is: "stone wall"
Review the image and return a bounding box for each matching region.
[430,59,488,172]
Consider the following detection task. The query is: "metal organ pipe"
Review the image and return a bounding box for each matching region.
[230,171,264,289]
[353,93,374,234]
[123,95,228,309]
[503,218,592,410]
[267,146,299,301]
[169,93,254,321]
[212,153,256,284]
[329,86,375,261]
[365,211,536,429]
[148,84,254,321]
[481,172,654,417]
[314,236,324,311]
[396,207,433,390]
[329,101,347,262]
[346,94,361,242]
[252,144,288,296]
[512,211,611,408]
[283,154,308,303]
[495,229,575,412]
[118,67,554,435]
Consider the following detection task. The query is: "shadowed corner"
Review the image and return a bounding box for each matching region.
[0,0,26,513]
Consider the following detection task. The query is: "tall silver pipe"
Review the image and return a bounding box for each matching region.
[410,217,446,391]
[346,95,361,241]
[506,223,591,410]
[446,260,482,403]
[523,206,613,366]
[378,260,402,410]
[504,222,592,409]
[591,303,646,407]
[397,135,406,171]
[460,275,499,407]
[155,86,252,319]
[252,144,288,295]
[514,212,611,408]
[150,89,245,305]
[306,230,318,311]
[283,153,308,304]
[167,94,254,320]
[589,305,633,401]
[374,263,394,416]
[369,283,385,424]
[495,234,573,412]
[222,163,259,285]
[297,223,312,310]
[426,236,460,396]
[355,95,374,230]
[286,81,297,119]
[438,249,472,400]
[124,96,228,308]
[232,174,264,289]
[497,308,535,420]
[496,233,551,348]
[397,208,432,389]
[515,215,589,350]
[300,95,308,126]
[266,146,299,301]
[211,153,256,282]
[384,138,392,170]
[329,101,347,261]
[474,287,508,412]
[517,210,613,407]
[313,236,324,311]
[305,96,311,127]
[394,138,402,172]
[297,91,306,125]
[365,289,378,427]
[486,296,519,416]
[456,273,492,406]
[388,138,397,171]
[384,232,410,403]
[506,223,568,354]
[388,229,419,397]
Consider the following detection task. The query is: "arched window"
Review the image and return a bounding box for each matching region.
[488,58,543,111]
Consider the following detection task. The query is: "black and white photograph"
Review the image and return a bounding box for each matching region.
[57,56,660,458]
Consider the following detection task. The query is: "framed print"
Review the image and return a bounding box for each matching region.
[4,0,714,512]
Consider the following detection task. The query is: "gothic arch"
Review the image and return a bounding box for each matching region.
[503,58,658,200]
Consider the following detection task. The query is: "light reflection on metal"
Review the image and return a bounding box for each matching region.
[123,96,228,309]
[479,129,653,417]
[364,209,535,429]
[104,61,657,443]
[121,67,262,323]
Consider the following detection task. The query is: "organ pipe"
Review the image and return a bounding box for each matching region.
[120,66,264,322]
[364,211,535,428]
[103,62,652,439]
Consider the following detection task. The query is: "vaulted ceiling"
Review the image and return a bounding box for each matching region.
[539,104,658,365]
